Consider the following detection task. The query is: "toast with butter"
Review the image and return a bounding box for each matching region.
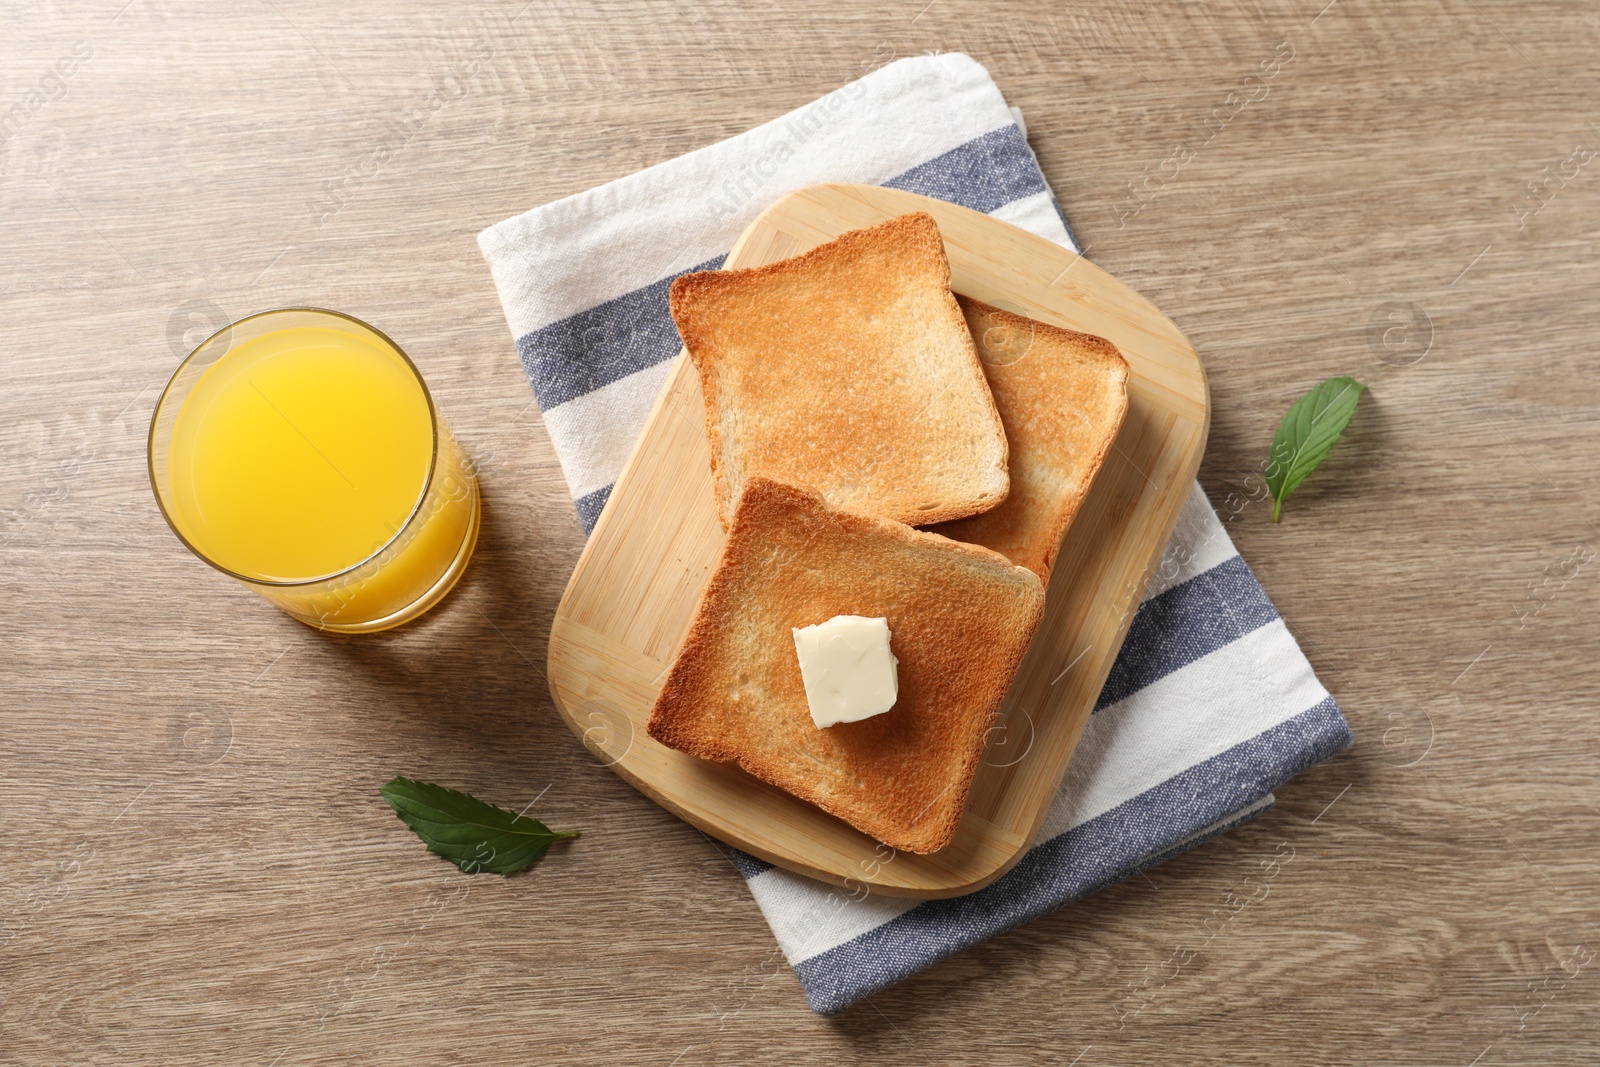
[932,297,1130,582]
[646,477,1045,855]
[669,212,1010,528]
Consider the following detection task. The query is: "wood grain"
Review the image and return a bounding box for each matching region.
[548,183,1207,896]
[2,1,1598,1064]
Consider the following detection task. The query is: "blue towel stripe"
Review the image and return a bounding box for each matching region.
[573,485,612,533]
[882,123,1049,213]
[1132,792,1274,874]
[794,695,1353,1014]
[517,256,725,414]
[1095,555,1279,712]
[728,850,774,879]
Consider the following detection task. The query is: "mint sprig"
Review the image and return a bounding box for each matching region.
[380,777,578,875]
[1266,376,1368,522]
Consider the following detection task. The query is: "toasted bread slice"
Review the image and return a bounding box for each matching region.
[669,213,1010,528]
[647,477,1045,855]
[931,298,1130,582]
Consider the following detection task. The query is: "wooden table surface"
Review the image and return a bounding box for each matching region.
[4,1,1597,1063]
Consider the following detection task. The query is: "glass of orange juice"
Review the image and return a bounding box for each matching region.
[149,308,480,633]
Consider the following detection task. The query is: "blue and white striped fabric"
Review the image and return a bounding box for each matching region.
[478,52,1352,1015]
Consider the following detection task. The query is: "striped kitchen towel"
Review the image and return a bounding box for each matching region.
[478,52,1352,1015]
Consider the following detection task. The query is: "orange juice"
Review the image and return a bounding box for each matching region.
[152,311,478,631]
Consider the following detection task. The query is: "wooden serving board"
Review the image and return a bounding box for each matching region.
[547,184,1209,898]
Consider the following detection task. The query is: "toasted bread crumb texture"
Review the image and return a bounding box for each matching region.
[932,297,1131,582]
[670,213,1009,528]
[646,477,1045,855]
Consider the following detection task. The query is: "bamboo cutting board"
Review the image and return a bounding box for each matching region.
[547,184,1208,898]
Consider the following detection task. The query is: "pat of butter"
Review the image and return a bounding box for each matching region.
[791,615,899,728]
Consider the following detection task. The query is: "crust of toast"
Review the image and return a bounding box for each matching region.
[931,297,1130,582]
[669,213,1010,529]
[646,477,1046,855]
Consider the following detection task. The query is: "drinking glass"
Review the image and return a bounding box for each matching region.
[149,308,480,633]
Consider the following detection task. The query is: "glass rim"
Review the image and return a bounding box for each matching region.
[147,306,442,589]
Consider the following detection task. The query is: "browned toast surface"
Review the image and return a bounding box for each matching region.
[669,213,1009,528]
[932,297,1130,581]
[646,477,1046,854]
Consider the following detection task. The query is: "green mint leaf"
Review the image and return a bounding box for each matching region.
[1265,375,1368,522]
[380,777,578,875]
